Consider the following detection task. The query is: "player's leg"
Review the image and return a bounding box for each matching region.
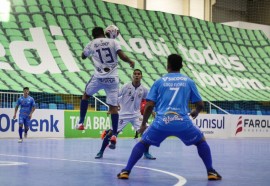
[133,117,156,160]
[178,124,222,180]
[196,139,221,180]
[118,126,167,179]
[108,105,118,149]
[143,146,156,160]
[24,117,30,138]
[104,80,119,149]
[95,129,112,159]
[18,116,24,143]
[76,77,98,130]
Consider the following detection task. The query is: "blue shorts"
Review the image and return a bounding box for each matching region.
[142,118,204,146]
[18,115,30,127]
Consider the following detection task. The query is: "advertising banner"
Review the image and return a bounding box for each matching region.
[0,108,64,138]
[64,111,136,138]
[231,115,270,137]
[193,114,230,138]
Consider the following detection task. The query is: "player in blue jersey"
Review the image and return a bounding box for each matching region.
[95,69,156,159]
[13,87,36,143]
[76,27,135,148]
[117,54,222,180]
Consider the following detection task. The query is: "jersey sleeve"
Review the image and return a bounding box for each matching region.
[31,97,36,107]
[189,79,202,103]
[143,87,149,99]
[83,42,94,57]
[16,98,21,106]
[114,40,122,53]
[146,80,160,103]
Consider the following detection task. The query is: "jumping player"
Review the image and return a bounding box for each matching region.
[76,27,135,148]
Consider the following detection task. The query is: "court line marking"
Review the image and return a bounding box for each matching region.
[0,161,27,166]
[0,153,187,186]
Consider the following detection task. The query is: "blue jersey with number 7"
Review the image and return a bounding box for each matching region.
[146,73,202,119]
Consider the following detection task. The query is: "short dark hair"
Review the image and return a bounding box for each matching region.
[167,54,183,71]
[23,87,29,90]
[133,69,142,75]
[92,27,105,38]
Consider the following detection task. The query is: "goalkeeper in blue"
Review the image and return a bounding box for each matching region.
[13,87,36,143]
[117,54,222,181]
[76,26,135,147]
[95,69,156,159]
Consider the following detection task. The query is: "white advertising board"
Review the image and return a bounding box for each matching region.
[193,114,230,138]
[231,115,270,138]
[0,108,64,138]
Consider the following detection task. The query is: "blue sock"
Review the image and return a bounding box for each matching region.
[125,142,147,171]
[79,99,89,124]
[19,127,23,139]
[197,141,213,171]
[111,114,119,135]
[100,134,110,153]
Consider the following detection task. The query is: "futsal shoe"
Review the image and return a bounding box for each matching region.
[109,135,117,149]
[24,132,28,138]
[208,169,222,180]
[117,169,130,179]
[75,123,85,130]
[144,152,156,160]
[18,139,23,143]
[101,130,107,139]
[95,151,103,159]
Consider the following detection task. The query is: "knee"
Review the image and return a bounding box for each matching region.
[82,93,90,100]
[109,106,118,114]
[195,137,206,146]
[139,140,150,148]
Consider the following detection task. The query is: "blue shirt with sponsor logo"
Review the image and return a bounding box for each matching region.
[146,73,202,120]
[16,96,35,117]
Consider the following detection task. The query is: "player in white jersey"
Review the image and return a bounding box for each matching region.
[76,27,135,147]
[95,69,156,159]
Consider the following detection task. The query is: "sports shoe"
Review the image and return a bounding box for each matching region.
[101,130,107,139]
[75,123,84,130]
[24,132,28,138]
[18,139,23,143]
[144,152,156,160]
[117,169,130,179]
[208,170,222,180]
[109,135,117,149]
[95,151,103,159]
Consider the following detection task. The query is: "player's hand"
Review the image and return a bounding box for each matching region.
[139,124,148,135]
[189,109,199,119]
[29,114,32,119]
[13,115,16,119]
[129,61,135,68]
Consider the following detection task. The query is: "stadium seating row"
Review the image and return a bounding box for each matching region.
[0,0,269,103]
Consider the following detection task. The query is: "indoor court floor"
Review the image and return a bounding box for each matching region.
[0,137,269,186]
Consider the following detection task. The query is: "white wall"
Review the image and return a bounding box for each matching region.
[190,0,204,20]
[102,0,138,8]
[146,0,184,15]
[223,21,270,40]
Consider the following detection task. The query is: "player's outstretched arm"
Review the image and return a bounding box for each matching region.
[13,105,19,119]
[190,101,204,119]
[117,50,135,68]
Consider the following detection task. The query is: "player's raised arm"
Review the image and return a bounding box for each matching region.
[117,50,135,68]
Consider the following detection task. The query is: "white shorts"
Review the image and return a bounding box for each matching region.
[85,76,119,106]
[117,116,142,132]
